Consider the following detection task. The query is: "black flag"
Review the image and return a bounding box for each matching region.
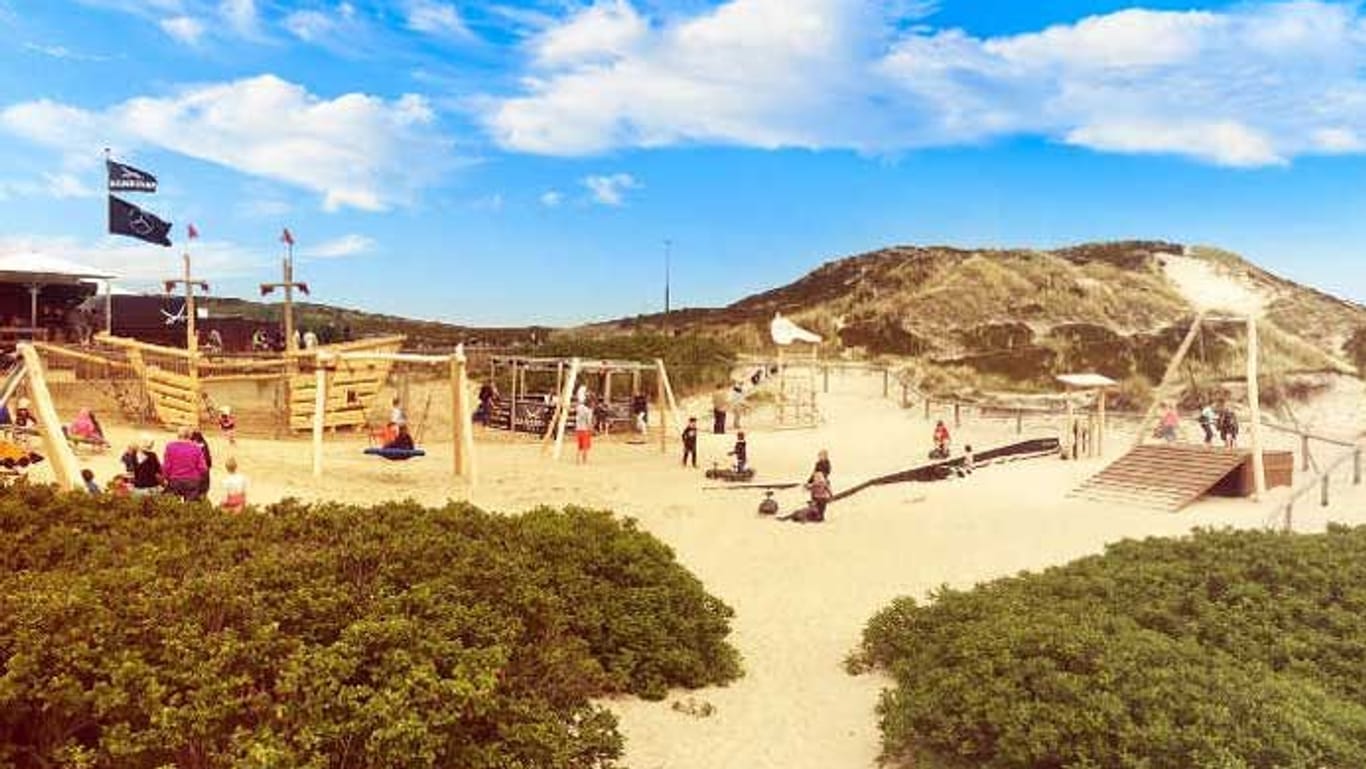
[106,159,157,192]
[108,195,172,247]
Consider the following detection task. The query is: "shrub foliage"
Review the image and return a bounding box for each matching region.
[852,527,1366,768]
[0,485,740,769]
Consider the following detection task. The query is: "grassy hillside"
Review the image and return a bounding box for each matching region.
[594,241,1366,394]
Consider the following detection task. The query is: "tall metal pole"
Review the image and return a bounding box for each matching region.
[663,238,671,317]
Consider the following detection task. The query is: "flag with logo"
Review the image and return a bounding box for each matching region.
[281,227,295,246]
[108,195,172,247]
[106,160,158,193]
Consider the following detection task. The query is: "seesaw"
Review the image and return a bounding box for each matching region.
[829,437,1061,503]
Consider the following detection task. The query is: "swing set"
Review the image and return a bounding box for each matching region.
[308,346,475,480]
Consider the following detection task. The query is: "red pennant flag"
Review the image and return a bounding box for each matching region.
[280,228,295,246]
[187,223,199,240]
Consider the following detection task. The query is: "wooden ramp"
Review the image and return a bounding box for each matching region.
[1071,444,1248,511]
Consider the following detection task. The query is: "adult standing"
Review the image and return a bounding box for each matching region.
[811,449,831,483]
[1198,402,1216,445]
[712,385,729,434]
[1218,402,1240,448]
[575,397,595,464]
[190,430,213,499]
[163,427,208,501]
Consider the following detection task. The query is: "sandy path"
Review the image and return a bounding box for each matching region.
[24,368,1364,769]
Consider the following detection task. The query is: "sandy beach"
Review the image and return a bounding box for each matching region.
[20,362,1365,769]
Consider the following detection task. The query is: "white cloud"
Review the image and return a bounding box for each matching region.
[534,0,647,67]
[484,0,1366,168]
[43,173,97,198]
[582,173,640,205]
[300,233,374,259]
[0,234,269,287]
[218,0,257,36]
[0,173,98,201]
[160,15,205,44]
[406,0,472,39]
[1,74,450,211]
[22,43,112,62]
[284,2,358,43]
[539,189,562,207]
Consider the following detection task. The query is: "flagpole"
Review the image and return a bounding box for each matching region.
[184,249,199,392]
[283,238,296,356]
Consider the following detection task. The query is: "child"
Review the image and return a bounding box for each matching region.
[728,431,748,472]
[81,468,100,494]
[220,457,248,512]
[681,417,698,468]
[955,445,975,477]
[108,473,132,497]
[218,405,237,446]
[932,420,950,459]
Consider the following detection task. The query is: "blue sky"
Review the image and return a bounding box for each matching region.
[2,0,1366,325]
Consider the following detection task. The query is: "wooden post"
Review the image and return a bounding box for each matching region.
[1321,473,1330,507]
[451,345,473,481]
[311,362,326,477]
[1016,410,1023,435]
[953,402,961,429]
[655,360,667,454]
[901,382,908,408]
[1134,312,1205,448]
[1097,389,1107,458]
[882,368,889,398]
[657,358,683,433]
[924,398,930,419]
[823,365,829,394]
[1283,502,1293,533]
[1065,398,1075,460]
[1355,448,1362,486]
[549,357,580,461]
[1247,317,1267,500]
[16,344,82,490]
[1301,434,1311,472]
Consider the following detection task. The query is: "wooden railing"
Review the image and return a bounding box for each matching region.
[1276,444,1363,532]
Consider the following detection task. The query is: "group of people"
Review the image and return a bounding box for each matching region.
[1155,401,1240,447]
[113,427,248,511]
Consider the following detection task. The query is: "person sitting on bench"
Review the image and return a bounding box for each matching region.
[384,424,415,452]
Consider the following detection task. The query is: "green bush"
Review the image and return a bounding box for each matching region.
[0,485,740,769]
[851,527,1366,768]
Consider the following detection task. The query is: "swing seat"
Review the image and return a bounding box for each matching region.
[364,447,426,461]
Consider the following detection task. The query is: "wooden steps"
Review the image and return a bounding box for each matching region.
[1071,444,1250,511]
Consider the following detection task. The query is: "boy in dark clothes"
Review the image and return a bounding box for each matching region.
[728,431,748,472]
[681,417,698,467]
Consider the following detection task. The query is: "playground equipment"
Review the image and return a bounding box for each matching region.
[309,346,474,481]
[1075,313,1276,507]
[705,464,756,482]
[1071,443,1292,511]
[484,355,680,451]
[770,313,821,429]
[5,343,84,490]
[828,437,1062,503]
